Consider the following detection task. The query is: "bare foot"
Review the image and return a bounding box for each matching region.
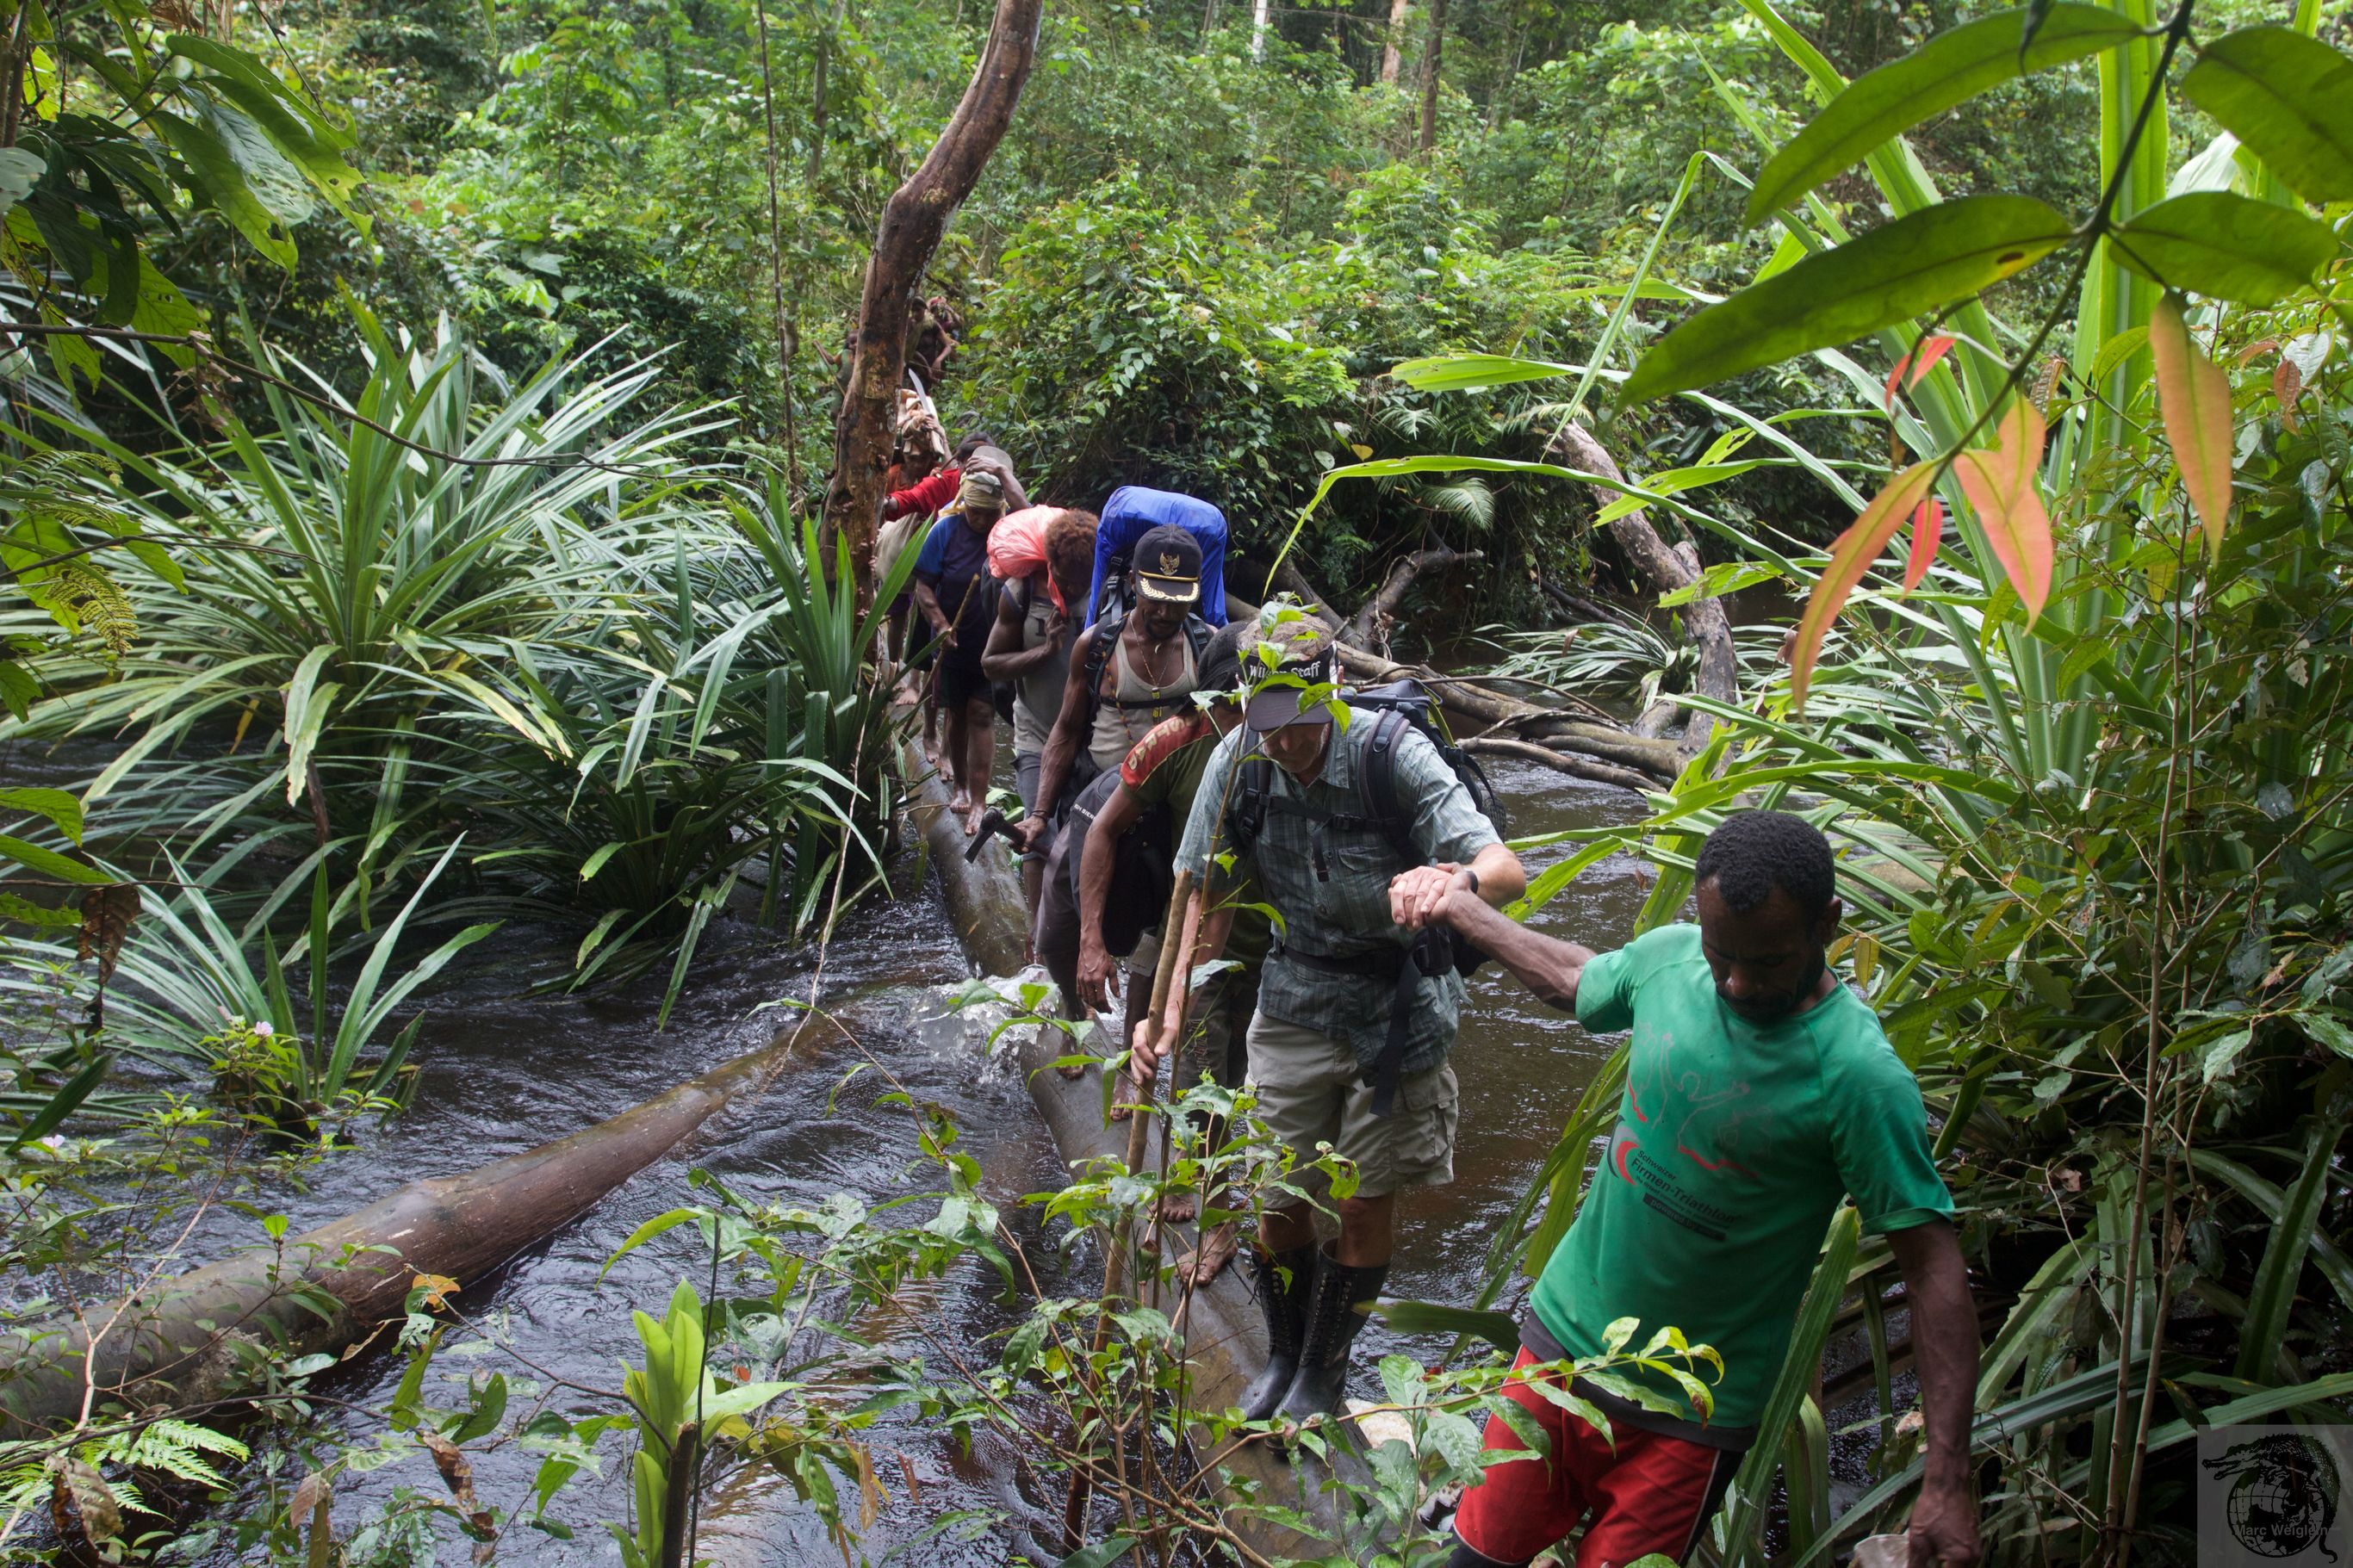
[961,801,988,835]
[1157,1190,1198,1226]
[1108,1100,1134,1123]
[1055,1058,1087,1080]
[947,787,972,816]
[1176,1222,1239,1288]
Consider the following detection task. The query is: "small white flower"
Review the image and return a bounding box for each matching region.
[39,1134,63,1150]
[251,1021,274,1038]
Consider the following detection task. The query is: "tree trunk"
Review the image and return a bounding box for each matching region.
[1416,0,1448,152]
[1546,420,1740,758]
[823,0,1042,600]
[1250,0,1270,59]
[1378,0,1410,84]
[1347,546,1481,657]
[0,1016,837,1435]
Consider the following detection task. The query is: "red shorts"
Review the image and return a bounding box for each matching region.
[1452,1348,1741,1568]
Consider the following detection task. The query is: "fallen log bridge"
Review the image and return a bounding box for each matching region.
[0,1012,840,1438]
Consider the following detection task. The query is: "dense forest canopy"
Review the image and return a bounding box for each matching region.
[177,0,2141,610]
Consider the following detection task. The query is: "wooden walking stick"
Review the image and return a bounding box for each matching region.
[1063,868,1201,1549]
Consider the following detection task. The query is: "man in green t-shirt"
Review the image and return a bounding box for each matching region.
[1421,810,1982,1568]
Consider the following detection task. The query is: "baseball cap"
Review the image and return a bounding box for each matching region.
[1243,618,1337,733]
[957,468,1005,513]
[1131,524,1202,604]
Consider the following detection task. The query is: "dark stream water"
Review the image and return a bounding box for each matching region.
[162,756,1651,1563]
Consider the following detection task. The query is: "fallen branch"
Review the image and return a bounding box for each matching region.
[1545,421,1739,758]
[1460,736,1660,793]
[1229,594,1680,789]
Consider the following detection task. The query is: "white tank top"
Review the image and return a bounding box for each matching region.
[1087,618,1197,771]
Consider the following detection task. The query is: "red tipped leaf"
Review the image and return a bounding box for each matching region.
[1883,333,1958,412]
[1953,400,2055,626]
[2150,291,2236,553]
[1791,462,1938,711]
[1903,498,1945,593]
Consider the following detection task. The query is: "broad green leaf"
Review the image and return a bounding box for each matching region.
[2150,292,2235,554]
[149,108,295,269]
[0,148,43,220]
[9,1052,109,1150]
[1370,1298,1520,1354]
[1390,353,1576,392]
[2087,324,2150,387]
[197,96,314,224]
[1746,4,2141,223]
[2105,191,2338,305]
[1953,400,2054,626]
[1053,1540,1140,1568]
[2181,26,2353,204]
[0,834,109,883]
[0,786,84,844]
[1620,196,2071,406]
[281,644,338,806]
[1593,461,1767,524]
[1791,462,1936,710]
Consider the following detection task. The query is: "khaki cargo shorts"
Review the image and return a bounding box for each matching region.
[1245,1013,1458,1200]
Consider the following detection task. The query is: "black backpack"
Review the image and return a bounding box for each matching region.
[1226,679,1505,973]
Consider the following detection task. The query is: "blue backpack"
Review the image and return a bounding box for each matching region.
[1082,487,1229,629]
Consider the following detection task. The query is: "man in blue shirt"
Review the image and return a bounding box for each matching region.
[913,469,1006,832]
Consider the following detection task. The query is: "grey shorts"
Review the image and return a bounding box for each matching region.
[1246,1014,1457,1201]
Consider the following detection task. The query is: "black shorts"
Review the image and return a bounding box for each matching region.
[939,648,991,708]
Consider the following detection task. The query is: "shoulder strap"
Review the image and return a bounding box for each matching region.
[1357,709,1421,866]
[1083,607,1127,705]
[1227,753,1276,857]
[1184,614,1213,663]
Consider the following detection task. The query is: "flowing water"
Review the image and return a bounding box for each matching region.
[166,756,1652,1563]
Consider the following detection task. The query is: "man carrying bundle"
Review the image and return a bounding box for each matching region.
[1414,810,1980,1568]
[1015,521,1218,855]
[911,469,1009,832]
[1133,619,1528,1429]
[981,506,1100,913]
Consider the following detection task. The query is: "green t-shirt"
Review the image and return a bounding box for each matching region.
[1529,923,1953,1432]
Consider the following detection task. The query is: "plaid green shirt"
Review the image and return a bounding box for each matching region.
[1175,706,1500,1077]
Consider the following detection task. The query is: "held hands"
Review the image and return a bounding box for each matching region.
[1390,864,1464,931]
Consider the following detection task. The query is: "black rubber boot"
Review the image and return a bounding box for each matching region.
[1239,1243,1318,1422]
[1276,1245,1388,1426]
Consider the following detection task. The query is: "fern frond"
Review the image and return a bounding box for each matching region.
[50,561,137,657]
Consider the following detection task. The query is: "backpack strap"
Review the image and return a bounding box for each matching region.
[1356,708,1421,866]
[1083,607,1125,710]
